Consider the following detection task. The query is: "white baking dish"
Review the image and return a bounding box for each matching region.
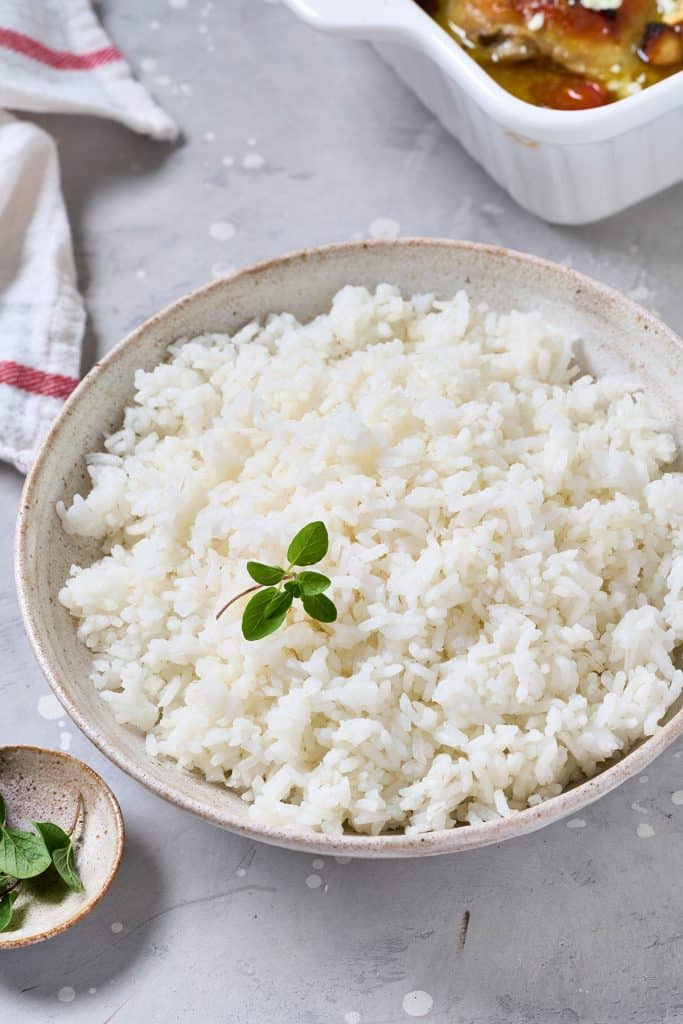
[283,0,683,224]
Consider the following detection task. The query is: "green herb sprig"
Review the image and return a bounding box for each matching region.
[216,521,337,641]
[0,791,84,933]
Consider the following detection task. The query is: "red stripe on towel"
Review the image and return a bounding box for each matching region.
[0,361,79,400]
[0,27,122,69]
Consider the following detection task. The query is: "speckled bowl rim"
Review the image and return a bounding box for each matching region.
[15,239,683,857]
[0,745,125,948]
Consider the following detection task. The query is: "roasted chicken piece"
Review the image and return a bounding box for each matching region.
[445,0,650,82]
[639,20,683,63]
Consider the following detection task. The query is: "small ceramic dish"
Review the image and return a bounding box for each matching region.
[15,239,683,858]
[0,746,124,948]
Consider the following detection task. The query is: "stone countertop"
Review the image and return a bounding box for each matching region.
[2,2,683,1021]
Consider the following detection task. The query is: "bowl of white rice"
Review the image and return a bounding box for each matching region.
[16,240,683,857]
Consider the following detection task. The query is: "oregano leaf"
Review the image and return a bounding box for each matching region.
[246,562,285,586]
[33,822,83,893]
[52,844,83,893]
[33,821,70,854]
[287,522,328,567]
[296,571,331,596]
[242,588,287,641]
[0,828,51,880]
[219,521,336,639]
[0,889,18,932]
[265,589,294,619]
[302,593,337,623]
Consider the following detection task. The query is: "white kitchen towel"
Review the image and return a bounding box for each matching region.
[0,0,177,474]
[0,0,177,140]
[0,112,84,473]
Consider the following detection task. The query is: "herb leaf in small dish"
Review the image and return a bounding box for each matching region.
[0,791,84,932]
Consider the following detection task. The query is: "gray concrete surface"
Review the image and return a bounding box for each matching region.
[2,1,683,1021]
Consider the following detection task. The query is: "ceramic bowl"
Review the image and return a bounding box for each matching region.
[0,746,124,947]
[15,239,683,858]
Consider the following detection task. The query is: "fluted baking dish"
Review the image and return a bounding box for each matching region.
[284,0,683,224]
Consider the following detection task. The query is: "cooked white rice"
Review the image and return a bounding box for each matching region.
[58,285,683,835]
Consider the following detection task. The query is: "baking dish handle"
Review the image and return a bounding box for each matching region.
[282,0,431,41]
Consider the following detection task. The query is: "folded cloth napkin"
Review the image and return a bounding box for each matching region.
[0,0,177,473]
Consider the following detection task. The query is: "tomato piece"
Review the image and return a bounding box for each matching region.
[533,77,610,110]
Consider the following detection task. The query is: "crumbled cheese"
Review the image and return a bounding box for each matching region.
[659,0,683,22]
[625,81,643,95]
[610,63,622,73]
[579,0,622,9]
[527,11,545,29]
